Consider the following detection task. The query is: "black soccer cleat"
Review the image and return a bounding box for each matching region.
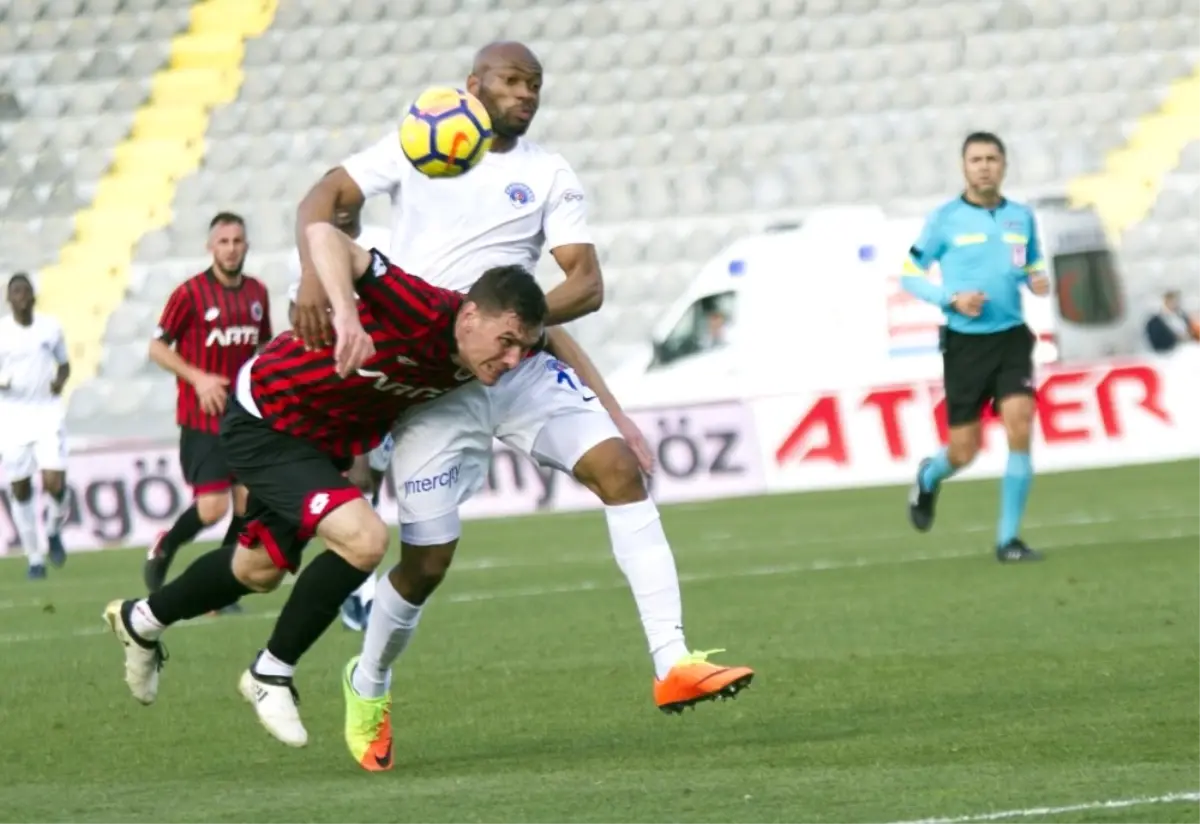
[995,538,1044,563]
[907,459,940,532]
[142,532,171,593]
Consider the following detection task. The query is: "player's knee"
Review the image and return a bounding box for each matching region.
[195,492,230,525]
[40,472,65,496]
[947,429,980,467]
[573,438,647,505]
[9,479,32,502]
[231,545,286,592]
[393,541,456,602]
[321,500,390,572]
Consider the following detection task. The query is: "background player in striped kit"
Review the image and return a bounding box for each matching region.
[144,212,273,606]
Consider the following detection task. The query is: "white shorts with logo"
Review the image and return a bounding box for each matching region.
[388,351,620,532]
[0,406,68,481]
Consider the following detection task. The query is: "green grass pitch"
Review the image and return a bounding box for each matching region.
[0,461,1196,823]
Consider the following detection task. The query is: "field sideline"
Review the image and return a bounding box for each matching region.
[0,461,1196,823]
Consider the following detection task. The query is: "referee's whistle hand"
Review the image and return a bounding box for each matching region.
[952,291,988,317]
[1028,273,1050,296]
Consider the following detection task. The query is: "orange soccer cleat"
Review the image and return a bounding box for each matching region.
[654,649,754,715]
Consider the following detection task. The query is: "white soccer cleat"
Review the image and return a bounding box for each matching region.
[102,599,166,706]
[238,669,309,748]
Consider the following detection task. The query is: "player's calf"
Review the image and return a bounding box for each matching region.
[571,437,648,505]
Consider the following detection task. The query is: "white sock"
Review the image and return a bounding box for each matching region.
[12,497,43,566]
[130,599,165,640]
[352,569,423,699]
[605,498,689,680]
[354,570,377,603]
[44,492,66,537]
[254,649,295,679]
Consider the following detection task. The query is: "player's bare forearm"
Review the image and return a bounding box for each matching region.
[52,362,70,392]
[296,168,365,289]
[544,327,623,416]
[148,338,203,385]
[305,223,363,317]
[545,244,604,325]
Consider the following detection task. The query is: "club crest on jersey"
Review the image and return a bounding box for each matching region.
[505,182,535,208]
[250,300,264,322]
[204,307,221,322]
[1011,244,1027,267]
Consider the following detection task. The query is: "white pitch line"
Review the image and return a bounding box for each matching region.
[885,790,1200,824]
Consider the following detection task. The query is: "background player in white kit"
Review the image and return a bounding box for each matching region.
[295,42,753,771]
[0,273,71,579]
[286,207,391,631]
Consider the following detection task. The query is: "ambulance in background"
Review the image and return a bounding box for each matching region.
[606,201,1137,408]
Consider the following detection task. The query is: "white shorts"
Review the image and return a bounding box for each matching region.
[389,351,620,527]
[0,412,67,481]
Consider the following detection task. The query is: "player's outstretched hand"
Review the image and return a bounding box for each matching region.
[295,274,334,350]
[1028,272,1051,296]
[332,313,375,378]
[195,373,230,416]
[613,411,656,474]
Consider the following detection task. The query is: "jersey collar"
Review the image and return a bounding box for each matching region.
[960,193,1007,210]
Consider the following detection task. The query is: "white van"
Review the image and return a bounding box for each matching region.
[607,202,1136,408]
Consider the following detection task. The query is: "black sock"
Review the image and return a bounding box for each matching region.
[146,545,252,626]
[218,515,248,605]
[161,503,205,561]
[265,550,369,666]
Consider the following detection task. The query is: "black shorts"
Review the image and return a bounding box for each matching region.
[219,400,360,573]
[942,324,1035,427]
[179,427,234,495]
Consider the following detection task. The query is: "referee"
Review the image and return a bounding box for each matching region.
[901,132,1051,563]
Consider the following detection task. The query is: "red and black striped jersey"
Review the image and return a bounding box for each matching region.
[155,270,272,434]
[246,250,471,458]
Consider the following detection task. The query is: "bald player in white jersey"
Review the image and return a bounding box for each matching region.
[294,42,753,771]
[0,273,71,579]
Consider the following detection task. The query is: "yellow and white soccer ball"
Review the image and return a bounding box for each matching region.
[398,86,494,178]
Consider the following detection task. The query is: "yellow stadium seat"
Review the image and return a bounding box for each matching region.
[151,67,241,108]
[93,175,176,211]
[132,106,209,141]
[170,32,245,71]
[191,0,278,37]
[111,138,204,178]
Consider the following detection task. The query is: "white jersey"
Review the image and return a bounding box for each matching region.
[341,133,593,292]
[0,313,68,413]
[287,223,392,303]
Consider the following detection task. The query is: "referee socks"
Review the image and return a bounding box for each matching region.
[998,452,1033,546]
[919,448,955,493]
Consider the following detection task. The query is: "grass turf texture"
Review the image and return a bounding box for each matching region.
[0,460,1196,823]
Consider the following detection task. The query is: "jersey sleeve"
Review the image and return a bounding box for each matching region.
[258,288,274,341]
[155,283,194,344]
[355,249,450,338]
[543,163,593,250]
[1023,209,1046,275]
[904,211,946,275]
[341,131,408,200]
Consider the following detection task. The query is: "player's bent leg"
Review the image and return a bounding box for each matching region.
[345,519,459,772]
[543,420,753,713]
[341,455,384,631]
[8,473,45,578]
[40,469,68,567]
[995,393,1041,563]
[144,488,230,594]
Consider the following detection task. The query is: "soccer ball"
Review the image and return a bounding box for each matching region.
[399,86,494,178]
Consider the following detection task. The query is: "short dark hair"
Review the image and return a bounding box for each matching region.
[7,272,32,291]
[466,265,547,329]
[209,211,245,230]
[962,131,1006,157]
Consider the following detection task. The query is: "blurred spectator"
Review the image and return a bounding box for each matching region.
[698,303,729,350]
[1144,290,1200,353]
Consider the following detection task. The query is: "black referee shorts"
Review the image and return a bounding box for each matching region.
[219,400,360,573]
[941,324,1036,427]
[179,427,234,496]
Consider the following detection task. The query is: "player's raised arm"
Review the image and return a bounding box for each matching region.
[542,166,603,324]
[295,133,405,349]
[305,222,376,376]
